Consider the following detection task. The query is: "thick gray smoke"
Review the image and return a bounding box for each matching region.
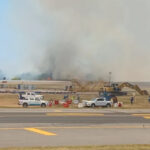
[9,0,150,81]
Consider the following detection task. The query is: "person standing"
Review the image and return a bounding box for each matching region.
[77,94,80,102]
[148,96,150,103]
[130,96,134,104]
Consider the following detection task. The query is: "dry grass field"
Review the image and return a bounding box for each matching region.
[0,93,98,108]
[0,92,150,108]
[117,95,150,109]
[0,80,150,108]
[0,145,150,150]
[0,94,18,108]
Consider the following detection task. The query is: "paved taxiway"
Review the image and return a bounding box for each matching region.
[0,112,150,124]
[1,109,150,147]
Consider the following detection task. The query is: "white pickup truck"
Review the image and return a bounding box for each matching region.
[84,97,112,108]
[18,97,49,108]
[19,92,44,100]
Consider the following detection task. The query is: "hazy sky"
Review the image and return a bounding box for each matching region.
[1,0,150,81]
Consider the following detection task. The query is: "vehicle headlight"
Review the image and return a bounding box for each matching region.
[86,102,91,106]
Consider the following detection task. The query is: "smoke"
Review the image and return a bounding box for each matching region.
[8,0,150,81]
[0,70,5,80]
[35,0,125,81]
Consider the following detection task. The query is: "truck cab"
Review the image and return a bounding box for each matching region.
[19,92,44,100]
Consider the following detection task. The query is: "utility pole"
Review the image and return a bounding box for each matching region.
[109,72,112,86]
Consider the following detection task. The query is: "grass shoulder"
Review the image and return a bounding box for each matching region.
[1,145,150,150]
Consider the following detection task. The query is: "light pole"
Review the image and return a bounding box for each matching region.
[109,72,112,86]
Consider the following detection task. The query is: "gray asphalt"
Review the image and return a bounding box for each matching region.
[0,112,150,124]
[1,108,150,113]
[1,127,150,147]
[1,110,150,147]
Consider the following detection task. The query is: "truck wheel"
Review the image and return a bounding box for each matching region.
[41,103,46,108]
[23,103,28,108]
[106,104,111,108]
[91,104,95,108]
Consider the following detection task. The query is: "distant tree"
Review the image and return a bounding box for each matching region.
[11,77,21,80]
[0,70,5,80]
[19,72,36,80]
[3,77,6,80]
[37,73,53,80]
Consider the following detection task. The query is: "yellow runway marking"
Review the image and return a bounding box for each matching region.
[132,114,150,116]
[1,125,150,131]
[22,125,150,129]
[24,128,56,136]
[54,109,62,112]
[37,126,146,129]
[144,117,150,119]
[132,114,150,119]
[46,113,104,116]
[36,125,150,129]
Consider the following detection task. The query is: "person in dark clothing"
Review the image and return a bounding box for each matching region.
[77,95,80,101]
[148,96,150,103]
[130,96,134,104]
[75,95,80,103]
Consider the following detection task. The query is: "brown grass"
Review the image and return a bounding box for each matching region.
[1,145,150,150]
[117,95,150,109]
[0,94,18,107]
[0,93,150,109]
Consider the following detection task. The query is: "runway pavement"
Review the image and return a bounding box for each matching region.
[0,112,150,124]
[1,108,150,147]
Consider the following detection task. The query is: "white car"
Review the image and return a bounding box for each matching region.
[19,97,49,108]
[84,97,112,108]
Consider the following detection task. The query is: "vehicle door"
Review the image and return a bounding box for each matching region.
[96,98,105,106]
[34,97,41,106]
[28,97,35,106]
[29,97,41,106]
